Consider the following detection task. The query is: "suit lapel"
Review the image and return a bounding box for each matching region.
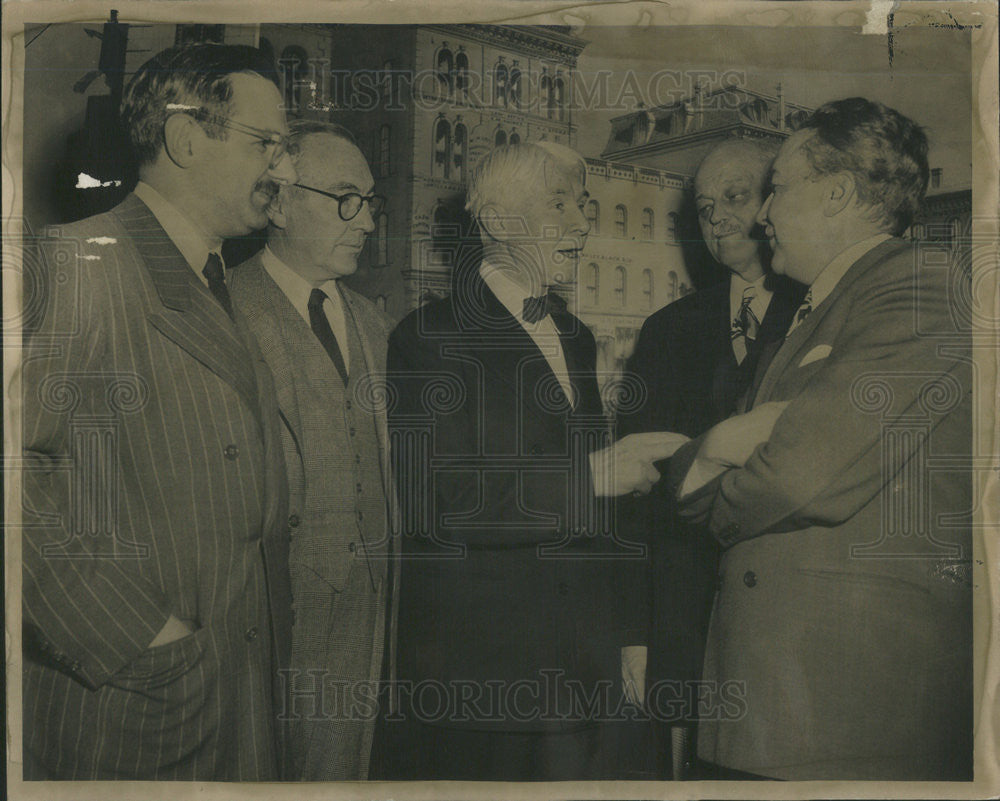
[116,195,262,422]
[458,273,572,407]
[231,255,307,458]
[341,289,392,490]
[752,239,906,406]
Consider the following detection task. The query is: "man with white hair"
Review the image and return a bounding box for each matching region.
[379,141,686,780]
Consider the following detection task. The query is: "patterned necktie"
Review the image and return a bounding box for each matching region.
[731,286,760,364]
[522,291,567,324]
[787,288,813,334]
[202,252,234,320]
[308,288,349,385]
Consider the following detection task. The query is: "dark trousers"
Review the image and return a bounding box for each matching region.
[372,717,657,781]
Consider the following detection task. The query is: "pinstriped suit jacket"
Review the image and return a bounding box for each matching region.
[21,194,292,780]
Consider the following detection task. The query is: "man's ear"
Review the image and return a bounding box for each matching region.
[162,114,200,168]
[267,186,289,229]
[822,172,857,218]
[478,203,508,243]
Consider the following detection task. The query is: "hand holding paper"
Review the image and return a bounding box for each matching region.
[680,401,791,497]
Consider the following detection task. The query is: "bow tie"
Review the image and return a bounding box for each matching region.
[522,291,567,324]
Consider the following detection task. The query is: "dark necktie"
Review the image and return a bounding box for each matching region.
[730,286,760,364]
[308,288,349,385]
[522,291,567,324]
[788,287,812,334]
[202,252,234,320]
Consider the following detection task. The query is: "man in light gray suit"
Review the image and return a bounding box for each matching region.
[229,120,395,780]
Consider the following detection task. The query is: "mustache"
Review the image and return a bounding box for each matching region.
[254,179,281,198]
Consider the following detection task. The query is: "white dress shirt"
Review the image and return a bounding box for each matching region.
[133,181,224,284]
[479,263,574,406]
[261,245,350,375]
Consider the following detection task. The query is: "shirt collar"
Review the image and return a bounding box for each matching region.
[808,233,893,310]
[480,261,546,326]
[728,271,772,322]
[133,181,223,283]
[261,245,343,326]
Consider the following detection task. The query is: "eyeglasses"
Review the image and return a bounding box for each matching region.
[293,184,386,221]
[183,111,291,170]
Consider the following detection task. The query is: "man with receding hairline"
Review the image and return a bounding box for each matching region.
[230,119,395,780]
[616,137,802,778]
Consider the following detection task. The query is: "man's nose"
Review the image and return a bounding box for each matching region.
[756,193,773,226]
[355,201,377,234]
[572,205,590,237]
[268,149,298,186]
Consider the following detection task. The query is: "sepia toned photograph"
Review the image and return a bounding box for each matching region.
[3,1,998,798]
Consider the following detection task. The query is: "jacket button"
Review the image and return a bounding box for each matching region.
[288,514,301,528]
[743,571,757,588]
[224,444,239,460]
[346,399,352,410]
[557,582,569,596]
[245,626,258,641]
[348,542,357,552]
[70,660,82,672]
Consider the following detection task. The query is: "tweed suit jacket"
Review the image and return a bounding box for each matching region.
[386,267,642,733]
[670,238,973,779]
[21,194,292,780]
[229,252,398,779]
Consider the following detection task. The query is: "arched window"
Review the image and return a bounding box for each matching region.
[375,213,389,266]
[436,44,453,94]
[494,58,508,106]
[615,205,627,238]
[541,70,554,120]
[554,74,566,122]
[667,211,680,243]
[641,208,654,241]
[455,48,469,100]
[586,200,600,235]
[642,269,653,309]
[509,130,521,146]
[614,266,627,308]
[668,271,679,302]
[382,60,395,108]
[586,263,600,307]
[453,122,468,182]
[279,45,308,114]
[433,118,451,179]
[495,129,507,147]
[510,62,522,108]
[378,124,391,178]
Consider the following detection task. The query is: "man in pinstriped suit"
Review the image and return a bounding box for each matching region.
[230,121,396,780]
[22,44,297,779]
